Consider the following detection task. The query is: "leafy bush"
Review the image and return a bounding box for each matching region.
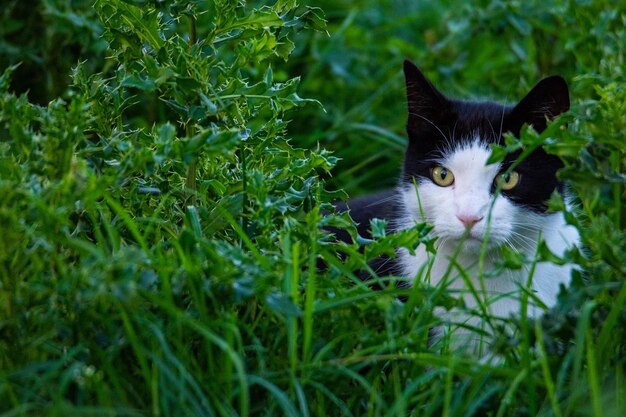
[0,1,625,416]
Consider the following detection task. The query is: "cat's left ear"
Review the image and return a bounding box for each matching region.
[510,76,570,133]
[403,60,450,134]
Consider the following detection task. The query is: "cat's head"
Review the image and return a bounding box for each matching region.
[400,60,569,250]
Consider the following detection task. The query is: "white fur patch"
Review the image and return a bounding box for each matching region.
[395,139,579,353]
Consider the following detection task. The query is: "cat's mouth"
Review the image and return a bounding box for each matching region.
[460,234,484,246]
[459,228,484,242]
[447,231,502,251]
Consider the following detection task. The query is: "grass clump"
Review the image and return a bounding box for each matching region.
[0,1,625,416]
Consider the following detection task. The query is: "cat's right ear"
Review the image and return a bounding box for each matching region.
[510,76,570,133]
[403,60,449,133]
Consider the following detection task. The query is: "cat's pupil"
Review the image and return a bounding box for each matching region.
[440,168,448,179]
[502,173,510,182]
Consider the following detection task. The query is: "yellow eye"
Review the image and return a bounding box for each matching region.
[496,171,520,190]
[431,166,455,187]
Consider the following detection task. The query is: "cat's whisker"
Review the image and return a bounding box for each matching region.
[509,223,544,233]
[498,104,506,141]
[508,220,543,227]
[509,228,544,242]
[505,234,537,253]
[408,112,450,144]
[486,118,498,143]
[374,256,396,275]
[507,226,540,237]
[502,237,525,253]
[507,229,538,243]
[365,195,397,207]
[508,222,542,230]
[452,120,459,142]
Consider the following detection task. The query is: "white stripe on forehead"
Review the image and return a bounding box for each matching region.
[437,137,501,184]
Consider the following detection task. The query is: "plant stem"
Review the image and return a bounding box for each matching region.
[185,15,198,205]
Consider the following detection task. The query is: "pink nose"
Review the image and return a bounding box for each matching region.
[457,214,483,229]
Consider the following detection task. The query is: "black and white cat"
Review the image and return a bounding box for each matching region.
[339,60,579,348]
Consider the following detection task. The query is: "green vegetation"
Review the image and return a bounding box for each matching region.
[1,0,625,416]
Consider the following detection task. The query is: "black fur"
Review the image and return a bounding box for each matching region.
[334,190,398,239]
[331,190,398,278]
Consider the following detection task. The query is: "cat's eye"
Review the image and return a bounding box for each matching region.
[496,171,521,190]
[431,166,455,187]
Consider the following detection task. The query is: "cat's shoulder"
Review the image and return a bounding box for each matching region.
[336,189,399,239]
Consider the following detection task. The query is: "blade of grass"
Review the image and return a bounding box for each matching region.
[248,375,301,417]
[586,324,603,417]
[442,355,456,417]
[104,194,148,252]
[535,320,562,417]
[144,293,250,417]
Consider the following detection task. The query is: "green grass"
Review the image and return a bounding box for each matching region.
[1,0,625,416]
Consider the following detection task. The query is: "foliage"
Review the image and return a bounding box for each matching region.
[0,1,625,416]
[0,0,106,105]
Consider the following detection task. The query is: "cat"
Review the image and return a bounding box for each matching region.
[336,60,579,352]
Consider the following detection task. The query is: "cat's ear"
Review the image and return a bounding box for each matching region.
[403,60,449,133]
[510,76,569,133]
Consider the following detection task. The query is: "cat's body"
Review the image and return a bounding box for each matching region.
[336,61,579,350]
